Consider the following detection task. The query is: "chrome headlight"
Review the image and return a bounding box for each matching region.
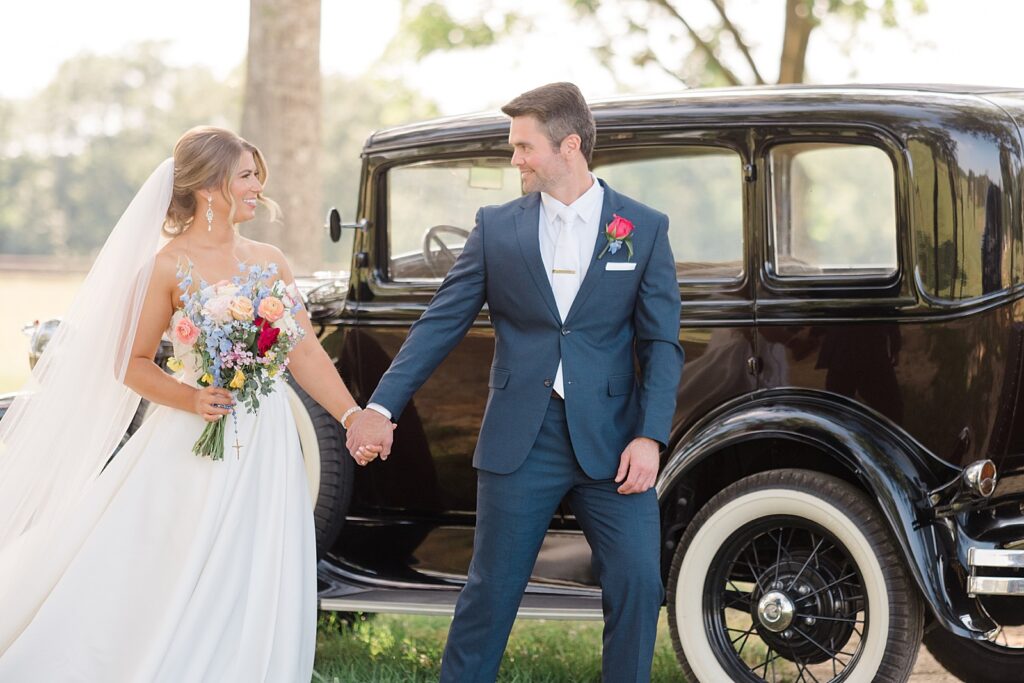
[962,459,998,498]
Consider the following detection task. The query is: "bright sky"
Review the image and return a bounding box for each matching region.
[0,0,1021,115]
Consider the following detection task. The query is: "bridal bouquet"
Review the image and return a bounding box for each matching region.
[168,262,304,460]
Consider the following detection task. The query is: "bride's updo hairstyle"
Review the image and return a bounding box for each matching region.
[164,126,279,235]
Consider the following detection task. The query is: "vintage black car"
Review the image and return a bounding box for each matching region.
[8,84,1024,681]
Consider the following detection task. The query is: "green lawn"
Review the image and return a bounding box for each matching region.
[313,611,687,683]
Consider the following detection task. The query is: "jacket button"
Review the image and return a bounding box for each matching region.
[543,379,553,387]
[561,327,570,335]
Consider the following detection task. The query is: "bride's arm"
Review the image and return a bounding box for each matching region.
[122,253,233,422]
[271,252,362,430]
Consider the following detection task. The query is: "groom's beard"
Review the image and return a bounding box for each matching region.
[519,163,568,195]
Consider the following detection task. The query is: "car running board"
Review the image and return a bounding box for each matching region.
[967,548,1024,596]
[320,587,604,620]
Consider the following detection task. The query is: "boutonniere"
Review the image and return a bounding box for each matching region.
[598,214,634,260]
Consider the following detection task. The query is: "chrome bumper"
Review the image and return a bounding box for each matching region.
[968,548,1024,596]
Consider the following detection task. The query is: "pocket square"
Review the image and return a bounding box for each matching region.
[605,262,637,271]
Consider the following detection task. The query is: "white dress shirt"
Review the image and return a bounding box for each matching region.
[539,174,604,293]
[368,175,605,420]
[540,174,604,397]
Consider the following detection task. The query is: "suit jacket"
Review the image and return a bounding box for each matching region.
[369,179,684,479]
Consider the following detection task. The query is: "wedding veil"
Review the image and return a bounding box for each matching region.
[0,159,174,615]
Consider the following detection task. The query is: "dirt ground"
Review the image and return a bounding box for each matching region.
[910,647,959,682]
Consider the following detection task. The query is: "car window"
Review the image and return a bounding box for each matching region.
[387,158,522,282]
[768,142,897,280]
[594,146,744,282]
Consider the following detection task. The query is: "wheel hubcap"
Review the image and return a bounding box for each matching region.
[757,591,795,632]
[704,519,868,681]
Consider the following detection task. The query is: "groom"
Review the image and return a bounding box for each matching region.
[347,82,683,682]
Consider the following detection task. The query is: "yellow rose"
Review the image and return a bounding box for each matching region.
[167,357,184,372]
[229,369,246,389]
[264,351,276,362]
[229,296,255,321]
[200,372,214,385]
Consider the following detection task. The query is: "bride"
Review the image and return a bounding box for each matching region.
[0,126,377,680]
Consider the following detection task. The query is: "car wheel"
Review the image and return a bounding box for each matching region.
[667,468,923,682]
[922,624,1024,682]
[284,380,353,554]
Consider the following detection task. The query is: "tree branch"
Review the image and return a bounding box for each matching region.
[707,0,765,84]
[650,0,743,86]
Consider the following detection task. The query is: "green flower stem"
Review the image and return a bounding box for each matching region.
[192,416,226,461]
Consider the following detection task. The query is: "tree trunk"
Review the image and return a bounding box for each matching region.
[241,0,321,272]
[778,0,815,84]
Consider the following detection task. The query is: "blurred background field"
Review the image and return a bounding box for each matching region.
[0,268,85,393]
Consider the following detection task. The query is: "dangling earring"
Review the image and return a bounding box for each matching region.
[206,195,214,232]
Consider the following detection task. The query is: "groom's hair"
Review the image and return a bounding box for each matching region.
[502,82,596,165]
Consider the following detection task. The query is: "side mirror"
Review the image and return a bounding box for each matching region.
[328,208,341,242]
[326,208,368,243]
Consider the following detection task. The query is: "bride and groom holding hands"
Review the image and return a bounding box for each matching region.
[0,81,682,682]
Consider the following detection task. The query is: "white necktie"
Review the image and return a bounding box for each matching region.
[551,208,579,397]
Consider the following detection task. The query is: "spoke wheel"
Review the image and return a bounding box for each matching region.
[668,469,923,683]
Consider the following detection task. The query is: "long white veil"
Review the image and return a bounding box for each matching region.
[0,158,174,649]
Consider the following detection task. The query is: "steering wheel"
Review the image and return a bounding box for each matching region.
[423,224,470,277]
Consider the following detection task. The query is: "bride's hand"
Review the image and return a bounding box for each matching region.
[193,386,235,422]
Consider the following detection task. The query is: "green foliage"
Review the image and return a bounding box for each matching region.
[404,2,497,57]
[0,43,239,260]
[0,43,438,269]
[392,0,530,60]
[394,0,929,89]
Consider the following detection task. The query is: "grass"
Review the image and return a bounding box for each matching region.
[313,611,687,683]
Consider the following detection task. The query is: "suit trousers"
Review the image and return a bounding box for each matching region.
[439,397,664,683]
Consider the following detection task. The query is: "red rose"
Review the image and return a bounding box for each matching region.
[258,325,280,355]
[607,214,634,240]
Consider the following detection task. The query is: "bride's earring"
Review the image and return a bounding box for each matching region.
[206,195,214,232]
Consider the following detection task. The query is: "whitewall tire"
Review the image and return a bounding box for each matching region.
[667,469,923,682]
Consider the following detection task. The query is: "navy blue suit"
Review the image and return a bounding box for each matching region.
[370,180,683,682]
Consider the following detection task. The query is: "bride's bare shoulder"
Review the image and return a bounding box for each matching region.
[152,238,189,283]
[239,237,291,272]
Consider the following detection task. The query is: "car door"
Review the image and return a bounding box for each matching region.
[340,133,756,589]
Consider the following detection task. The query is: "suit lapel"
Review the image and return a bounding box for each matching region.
[513,194,561,323]
[565,180,624,322]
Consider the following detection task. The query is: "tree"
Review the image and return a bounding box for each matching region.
[0,44,239,261]
[241,0,322,272]
[396,0,927,88]
[0,43,439,269]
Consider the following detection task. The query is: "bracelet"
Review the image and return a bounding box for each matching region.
[340,405,362,430]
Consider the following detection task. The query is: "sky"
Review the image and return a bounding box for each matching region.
[1,0,1022,116]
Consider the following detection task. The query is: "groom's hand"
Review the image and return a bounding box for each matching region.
[346,409,395,466]
[615,437,660,495]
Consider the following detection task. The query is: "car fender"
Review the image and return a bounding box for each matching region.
[657,388,996,639]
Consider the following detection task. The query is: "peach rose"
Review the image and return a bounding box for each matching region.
[257,296,285,323]
[173,316,200,346]
[228,296,254,321]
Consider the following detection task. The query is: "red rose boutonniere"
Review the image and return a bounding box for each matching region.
[598,214,634,260]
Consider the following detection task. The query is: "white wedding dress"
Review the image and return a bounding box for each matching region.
[0,311,317,681]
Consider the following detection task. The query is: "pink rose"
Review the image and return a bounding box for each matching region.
[173,316,200,346]
[606,214,634,240]
[257,296,285,323]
